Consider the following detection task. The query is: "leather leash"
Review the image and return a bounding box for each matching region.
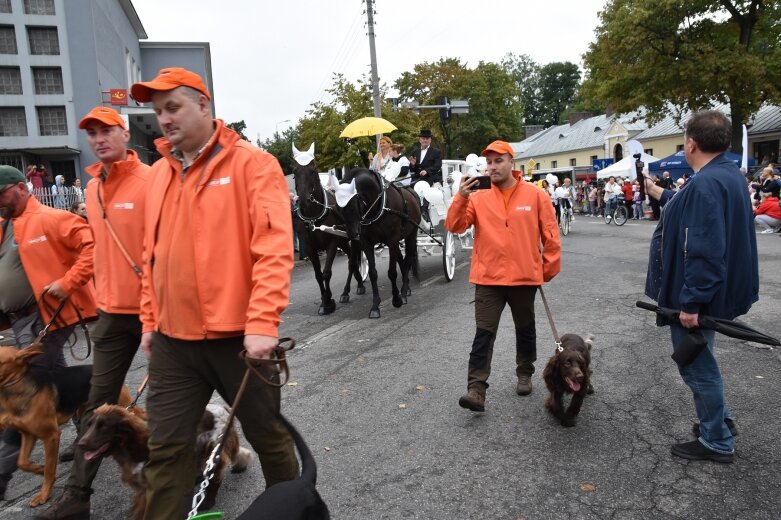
[37,291,92,361]
[187,337,295,519]
[538,287,563,353]
[126,374,149,411]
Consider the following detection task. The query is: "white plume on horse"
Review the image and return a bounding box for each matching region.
[292,142,315,166]
[335,179,357,207]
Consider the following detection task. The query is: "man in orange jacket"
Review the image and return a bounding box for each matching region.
[446,141,561,411]
[37,107,151,519]
[130,68,297,519]
[0,165,97,499]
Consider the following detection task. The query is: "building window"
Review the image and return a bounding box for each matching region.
[0,154,25,171]
[24,0,55,15]
[0,25,17,54]
[0,107,28,136]
[0,67,22,94]
[0,0,11,14]
[32,67,63,94]
[27,26,59,55]
[590,155,598,163]
[569,158,576,166]
[37,106,67,135]
[551,160,558,168]
[644,148,653,156]
[676,144,684,152]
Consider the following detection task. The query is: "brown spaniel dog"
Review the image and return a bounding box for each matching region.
[542,334,594,427]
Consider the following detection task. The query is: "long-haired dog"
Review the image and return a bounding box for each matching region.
[542,334,594,427]
[78,403,251,519]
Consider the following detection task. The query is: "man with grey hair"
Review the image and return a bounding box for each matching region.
[643,110,759,463]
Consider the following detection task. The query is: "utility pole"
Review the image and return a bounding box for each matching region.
[365,0,382,149]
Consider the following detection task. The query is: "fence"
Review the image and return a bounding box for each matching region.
[30,186,85,211]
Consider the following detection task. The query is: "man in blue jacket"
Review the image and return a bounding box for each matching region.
[644,110,759,463]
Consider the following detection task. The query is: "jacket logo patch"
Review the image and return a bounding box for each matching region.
[28,235,47,244]
[112,202,134,209]
[515,205,532,212]
[205,176,231,187]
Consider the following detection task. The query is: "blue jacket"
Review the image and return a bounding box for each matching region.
[645,153,759,323]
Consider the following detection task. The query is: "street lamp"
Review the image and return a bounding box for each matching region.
[275,119,291,135]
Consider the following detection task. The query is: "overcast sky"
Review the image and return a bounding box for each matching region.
[132,0,608,143]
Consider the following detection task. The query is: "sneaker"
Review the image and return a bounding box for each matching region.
[670,440,733,463]
[692,418,738,438]
[760,229,775,234]
[458,388,485,412]
[31,488,91,519]
[516,375,532,396]
[606,215,612,223]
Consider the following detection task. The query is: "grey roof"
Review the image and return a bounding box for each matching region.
[514,112,646,158]
[514,103,781,158]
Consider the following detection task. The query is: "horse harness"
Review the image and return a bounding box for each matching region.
[295,183,334,230]
[358,170,414,226]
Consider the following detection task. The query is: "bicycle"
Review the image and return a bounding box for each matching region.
[604,195,628,226]
[559,200,573,236]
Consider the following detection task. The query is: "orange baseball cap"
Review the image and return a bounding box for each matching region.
[481,140,515,158]
[130,67,211,103]
[78,106,126,129]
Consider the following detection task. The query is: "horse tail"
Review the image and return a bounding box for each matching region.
[405,231,420,281]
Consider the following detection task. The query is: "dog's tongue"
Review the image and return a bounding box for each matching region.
[83,443,109,461]
[565,377,581,392]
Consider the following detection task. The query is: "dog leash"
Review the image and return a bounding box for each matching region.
[187,337,295,520]
[538,287,563,353]
[126,374,149,411]
[37,292,92,361]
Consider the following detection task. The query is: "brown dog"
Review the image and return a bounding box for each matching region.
[542,334,595,427]
[79,403,251,519]
[0,344,90,506]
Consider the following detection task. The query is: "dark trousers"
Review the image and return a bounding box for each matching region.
[143,333,298,520]
[0,312,70,487]
[66,311,141,494]
[467,285,538,390]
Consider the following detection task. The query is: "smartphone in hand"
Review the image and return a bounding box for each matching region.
[472,176,492,190]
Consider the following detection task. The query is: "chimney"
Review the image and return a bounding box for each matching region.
[568,112,593,126]
[524,125,544,138]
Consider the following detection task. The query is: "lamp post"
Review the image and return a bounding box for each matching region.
[275,119,291,135]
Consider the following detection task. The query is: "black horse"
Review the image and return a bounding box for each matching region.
[293,160,365,315]
[337,168,421,319]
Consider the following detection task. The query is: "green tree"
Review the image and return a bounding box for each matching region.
[534,62,582,127]
[226,120,249,141]
[501,53,540,125]
[259,125,300,175]
[583,0,781,152]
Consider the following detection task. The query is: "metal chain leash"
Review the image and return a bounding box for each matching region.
[188,443,222,519]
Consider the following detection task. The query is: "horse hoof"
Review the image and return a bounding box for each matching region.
[369,309,381,319]
[357,287,366,295]
[318,300,336,315]
[339,295,350,303]
[404,288,411,297]
[392,296,403,308]
[402,295,408,305]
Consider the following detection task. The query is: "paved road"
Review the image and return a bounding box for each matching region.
[2,217,780,519]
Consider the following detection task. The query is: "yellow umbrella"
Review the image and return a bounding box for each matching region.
[339,117,397,138]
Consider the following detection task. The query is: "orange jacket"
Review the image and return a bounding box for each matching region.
[0,197,97,330]
[445,174,561,285]
[85,150,150,314]
[139,121,294,339]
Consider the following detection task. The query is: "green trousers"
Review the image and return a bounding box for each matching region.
[467,285,538,390]
[67,311,141,494]
[143,333,298,520]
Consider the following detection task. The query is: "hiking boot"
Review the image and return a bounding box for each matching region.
[458,388,485,412]
[31,488,91,519]
[516,375,532,396]
[671,440,734,463]
[58,440,76,463]
[692,418,738,438]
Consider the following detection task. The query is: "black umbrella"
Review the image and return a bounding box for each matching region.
[636,301,780,347]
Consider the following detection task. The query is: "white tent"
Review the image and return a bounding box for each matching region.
[596,152,659,180]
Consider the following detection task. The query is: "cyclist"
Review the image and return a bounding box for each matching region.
[556,177,576,224]
[603,176,620,222]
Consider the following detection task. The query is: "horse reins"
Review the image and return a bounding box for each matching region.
[296,184,332,228]
[538,287,563,353]
[188,338,295,519]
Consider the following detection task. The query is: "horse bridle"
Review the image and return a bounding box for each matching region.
[295,182,331,227]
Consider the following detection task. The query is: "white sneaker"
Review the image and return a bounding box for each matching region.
[606,215,612,223]
[760,229,775,234]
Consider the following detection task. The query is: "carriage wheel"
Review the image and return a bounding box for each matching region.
[442,231,456,281]
[360,251,369,282]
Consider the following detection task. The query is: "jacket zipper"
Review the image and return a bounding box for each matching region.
[684,227,688,260]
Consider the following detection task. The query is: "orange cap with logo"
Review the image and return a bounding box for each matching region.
[130,67,211,103]
[78,106,126,129]
[480,140,515,158]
